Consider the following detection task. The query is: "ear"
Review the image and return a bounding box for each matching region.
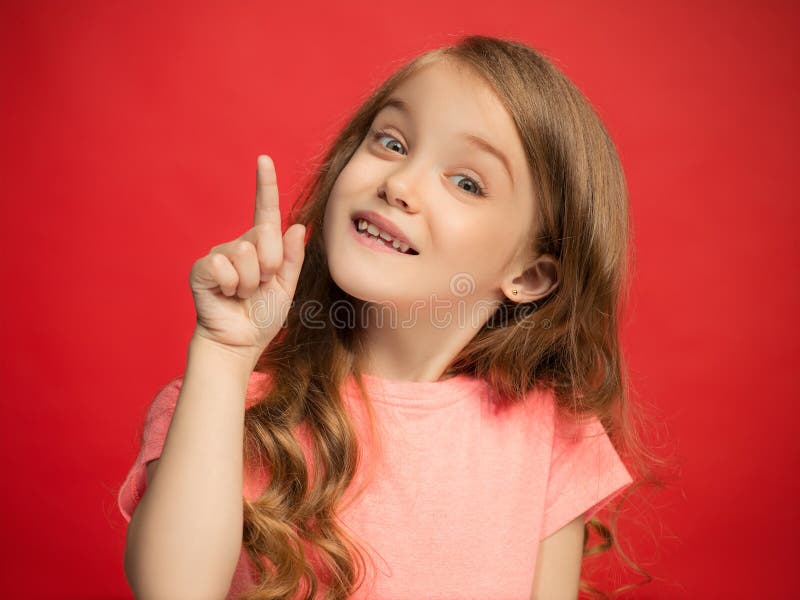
[501,253,559,303]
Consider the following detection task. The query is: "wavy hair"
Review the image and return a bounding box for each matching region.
[238,34,666,599]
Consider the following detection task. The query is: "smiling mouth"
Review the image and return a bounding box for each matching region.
[351,218,419,255]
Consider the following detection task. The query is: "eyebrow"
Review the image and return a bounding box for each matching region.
[377,97,515,187]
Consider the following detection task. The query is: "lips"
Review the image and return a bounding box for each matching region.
[350,210,418,254]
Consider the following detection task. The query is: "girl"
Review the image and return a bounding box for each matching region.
[119,35,650,599]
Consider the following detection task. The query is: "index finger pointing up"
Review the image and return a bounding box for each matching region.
[254,155,282,229]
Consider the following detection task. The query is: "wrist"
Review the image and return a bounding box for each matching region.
[188,333,262,375]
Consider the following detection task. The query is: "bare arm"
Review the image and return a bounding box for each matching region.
[123,336,257,600]
[122,155,305,599]
[530,514,585,600]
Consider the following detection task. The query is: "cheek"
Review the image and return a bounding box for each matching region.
[336,151,374,189]
[326,153,388,223]
[437,218,511,274]
[324,167,358,223]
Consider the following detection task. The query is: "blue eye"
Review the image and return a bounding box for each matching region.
[449,175,487,196]
[373,129,407,155]
[370,128,489,197]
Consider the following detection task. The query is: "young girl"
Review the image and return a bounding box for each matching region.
[119,35,648,600]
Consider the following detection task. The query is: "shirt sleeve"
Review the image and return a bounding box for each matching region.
[539,410,634,540]
[117,376,183,523]
[116,370,273,524]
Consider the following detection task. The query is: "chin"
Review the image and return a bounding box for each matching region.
[328,256,392,303]
[327,257,422,316]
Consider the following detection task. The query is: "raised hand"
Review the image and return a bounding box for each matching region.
[188,155,306,364]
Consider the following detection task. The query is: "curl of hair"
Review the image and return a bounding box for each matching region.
[235,34,671,599]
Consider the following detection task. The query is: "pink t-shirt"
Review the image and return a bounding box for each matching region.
[118,370,633,599]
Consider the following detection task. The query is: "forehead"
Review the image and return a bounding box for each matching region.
[382,60,510,131]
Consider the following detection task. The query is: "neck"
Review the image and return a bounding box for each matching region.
[355,297,500,382]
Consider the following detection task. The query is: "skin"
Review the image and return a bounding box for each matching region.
[531,515,584,599]
[323,58,559,382]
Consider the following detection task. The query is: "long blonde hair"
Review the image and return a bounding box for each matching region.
[240,34,663,599]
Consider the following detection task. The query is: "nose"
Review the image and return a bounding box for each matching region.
[376,165,421,212]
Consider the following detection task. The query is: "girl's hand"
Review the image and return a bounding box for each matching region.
[188,155,306,364]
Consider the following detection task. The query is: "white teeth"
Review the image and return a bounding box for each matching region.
[356,218,413,254]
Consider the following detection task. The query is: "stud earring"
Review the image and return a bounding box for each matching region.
[512,289,518,295]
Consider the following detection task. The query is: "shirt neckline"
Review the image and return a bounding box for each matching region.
[345,371,487,409]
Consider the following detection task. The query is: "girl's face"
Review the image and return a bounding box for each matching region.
[323,59,538,314]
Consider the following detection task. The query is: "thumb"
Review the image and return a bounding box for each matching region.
[276,223,307,297]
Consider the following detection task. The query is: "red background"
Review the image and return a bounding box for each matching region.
[1,1,797,598]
